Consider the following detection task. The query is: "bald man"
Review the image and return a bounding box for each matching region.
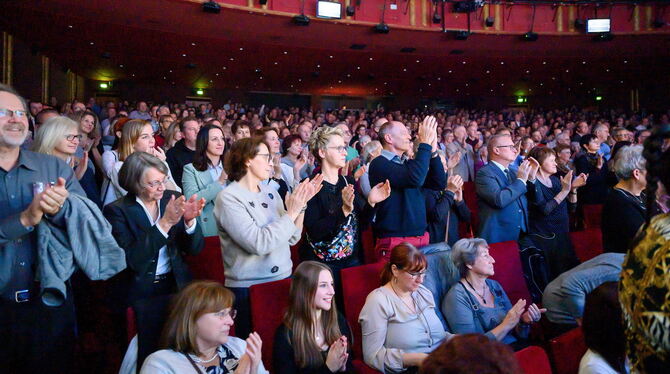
[368,117,446,261]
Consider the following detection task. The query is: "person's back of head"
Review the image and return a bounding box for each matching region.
[582,282,626,373]
[420,334,520,374]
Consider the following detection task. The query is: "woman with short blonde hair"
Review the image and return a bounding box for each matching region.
[141,281,267,374]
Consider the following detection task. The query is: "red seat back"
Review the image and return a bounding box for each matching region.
[515,346,552,374]
[126,307,136,344]
[184,236,225,284]
[549,327,587,374]
[488,241,532,304]
[569,229,604,263]
[290,235,303,271]
[362,227,376,264]
[341,262,386,360]
[583,204,603,229]
[463,181,479,232]
[353,359,382,373]
[249,278,292,373]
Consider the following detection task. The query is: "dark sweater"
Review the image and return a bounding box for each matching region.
[601,188,646,253]
[368,143,446,238]
[273,313,354,374]
[527,177,573,235]
[424,189,471,245]
[165,139,195,188]
[574,152,609,205]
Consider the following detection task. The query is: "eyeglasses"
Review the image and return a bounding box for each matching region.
[144,179,169,189]
[406,270,427,279]
[327,146,348,153]
[213,309,237,320]
[65,134,83,142]
[495,144,516,150]
[0,108,28,119]
[255,153,271,162]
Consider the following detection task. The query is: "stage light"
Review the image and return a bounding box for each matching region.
[374,23,390,34]
[293,14,310,26]
[346,5,355,16]
[453,31,470,40]
[259,0,267,4]
[202,1,221,14]
[522,32,538,42]
[485,17,494,27]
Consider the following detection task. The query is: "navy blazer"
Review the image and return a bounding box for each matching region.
[104,191,204,304]
[475,162,529,244]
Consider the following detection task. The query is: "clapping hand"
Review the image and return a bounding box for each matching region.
[572,173,588,189]
[446,175,464,195]
[341,184,355,216]
[446,151,462,171]
[596,154,604,169]
[150,146,167,162]
[325,335,349,372]
[74,152,89,180]
[521,303,547,324]
[418,116,437,146]
[368,179,391,206]
[183,194,206,224]
[526,157,540,181]
[517,160,533,183]
[503,299,527,328]
[560,170,574,192]
[159,195,186,232]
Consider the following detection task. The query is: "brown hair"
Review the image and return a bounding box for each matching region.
[527,146,556,166]
[283,261,343,368]
[118,119,151,161]
[232,120,251,136]
[69,110,100,139]
[420,334,521,374]
[160,281,234,356]
[224,136,269,182]
[380,243,427,285]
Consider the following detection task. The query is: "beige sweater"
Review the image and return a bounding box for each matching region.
[213,181,301,288]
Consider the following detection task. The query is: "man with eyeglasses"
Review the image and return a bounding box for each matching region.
[0,84,86,372]
[475,133,538,245]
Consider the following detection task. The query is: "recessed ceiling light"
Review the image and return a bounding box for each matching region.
[298,78,302,81]
[169,70,172,73]
[565,69,569,72]
[543,61,547,64]
[338,80,342,83]
[500,61,504,65]
[623,60,628,64]
[274,62,278,65]
[68,25,73,29]
[182,54,187,57]
[223,67,227,70]
[317,64,320,68]
[192,42,196,46]
[284,51,288,54]
[403,68,407,72]
[486,70,490,74]
[90,42,94,45]
[582,61,586,64]
[369,57,373,61]
[465,83,469,87]
[230,58,234,61]
[448,70,452,73]
[416,60,420,63]
[356,66,360,70]
[329,55,333,58]
[119,64,124,68]
[462,61,466,64]
[239,47,244,51]
[216,73,219,76]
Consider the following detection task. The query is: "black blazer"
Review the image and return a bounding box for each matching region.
[104,191,204,304]
[601,188,646,253]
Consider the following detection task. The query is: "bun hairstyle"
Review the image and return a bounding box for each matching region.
[380,243,427,285]
[642,124,670,222]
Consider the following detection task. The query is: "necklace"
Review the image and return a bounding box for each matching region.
[390,283,417,313]
[464,278,487,305]
[189,349,219,364]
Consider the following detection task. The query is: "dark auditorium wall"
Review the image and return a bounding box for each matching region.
[11,37,41,102]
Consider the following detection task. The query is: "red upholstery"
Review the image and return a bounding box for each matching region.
[488,241,532,304]
[582,204,603,229]
[290,235,303,271]
[549,327,587,374]
[184,236,225,284]
[126,307,136,344]
[515,345,552,374]
[569,229,604,263]
[362,227,376,264]
[341,262,386,360]
[249,278,292,373]
[462,181,479,233]
[353,359,382,373]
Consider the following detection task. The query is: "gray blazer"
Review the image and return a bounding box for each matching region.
[445,141,475,182]
[182,163,225,237]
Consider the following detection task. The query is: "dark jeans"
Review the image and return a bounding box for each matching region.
[0,289,76,374]
[229,286,252,340]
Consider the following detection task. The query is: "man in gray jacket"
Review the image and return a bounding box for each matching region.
[445,125,475,182]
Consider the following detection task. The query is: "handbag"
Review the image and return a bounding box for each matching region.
[518,245,550,304]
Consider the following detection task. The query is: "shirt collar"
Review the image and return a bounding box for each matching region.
[380,149,406,163]
[490,160,508,173]
[17,150,41,171]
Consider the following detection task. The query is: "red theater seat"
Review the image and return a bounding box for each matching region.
[126,307,136,344]
[569,229,604,263]
[583,204,603,229]
[341,262,386,360]
[549,327,587,374]
[249,278,292,373]
[515,346,552,374]
[488,241,532,304]
[184,236,225,284]
[353,359,382,373]
[462,181,479,233]
[362,227,376,264]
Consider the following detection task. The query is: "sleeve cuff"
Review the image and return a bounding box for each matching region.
[0,214,34,241]
[185,219,197,234]
[155,222,169,238]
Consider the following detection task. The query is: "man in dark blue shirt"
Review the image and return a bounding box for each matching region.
[368,116,446,261]
[0,84,85,373]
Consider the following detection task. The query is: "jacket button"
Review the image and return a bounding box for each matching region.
[203,218,208,222]
[151,260,156,263]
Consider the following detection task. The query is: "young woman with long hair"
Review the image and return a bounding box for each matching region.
[273,261,352,373]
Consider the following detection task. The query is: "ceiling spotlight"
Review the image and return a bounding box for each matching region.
[202,1,221,14]
[574,19,586,30]
[453,31,470,40]
[653,18,665,28]
[433,10,441,24]
[485,17,494,27]
[259,0,267,4]
[346,5,355,17]
[522,32,538,42]
[594,32,614,42]
[374,23,390,34]
[293,14,310,26]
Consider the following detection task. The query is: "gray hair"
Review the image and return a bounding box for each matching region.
[0,83,27,111]
[118,152,169,195]
[612,144,646,180]
[32,116,79,156]
[361,140,382,164]
[451,238,489,277]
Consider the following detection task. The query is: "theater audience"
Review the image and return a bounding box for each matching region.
[601,145,646,253]
[445,125,475,182]
[182,124,228,237]
[526,146,585,280]
[368,116,446,260]
[579,282,629,374]
[232,120,252,141]
[419,334,520,374]
[575,134,609,206]
[163,120,183,151]
[424,171,470,245]
[442,238,545,351]
[356,140,382,198]
[273,261,353,373]
[593,123,611,160]
[542,252,624,337]
[140,281,267,374]
[475,133,538,245]
[359,243,451,373]
[281,133,311,182]
[109,119,180,203]
[303,126,390,279]
[554,144,575,177]
[166,116,200,188]
[104,152,205,305]
[619,124,670,373]
[214,137,321,339]
[70,110,103,170]
[257,127,290,199]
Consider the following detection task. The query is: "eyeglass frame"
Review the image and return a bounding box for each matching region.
[0,108,28,119]
[326,146,348,153]
[213,308,237,320]
[65,134,83,142]
[143,178,169,189]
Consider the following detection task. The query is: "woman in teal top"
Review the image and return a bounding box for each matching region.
[182,124,228,236]
[442,238,546,351]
